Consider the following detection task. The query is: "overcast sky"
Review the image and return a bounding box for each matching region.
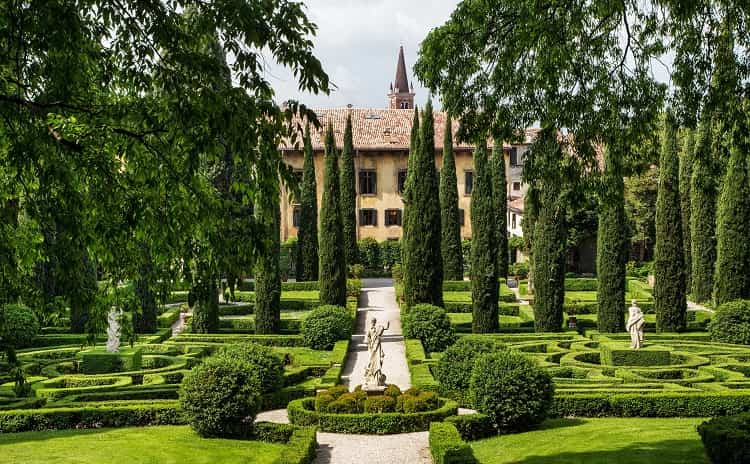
[265,0,460,109]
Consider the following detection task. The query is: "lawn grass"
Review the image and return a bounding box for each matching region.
[0,425,285,464]
[470,417,707,464]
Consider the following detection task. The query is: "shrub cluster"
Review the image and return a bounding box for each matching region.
[403,304,455,352]
[435,337,499,405]
[698,413,750,464]
[429,422,475,464]
[300,305,353,350]
[709,300,750,345]
[0,304,39,352]
[215,343,284,394]
[313,385,437,415]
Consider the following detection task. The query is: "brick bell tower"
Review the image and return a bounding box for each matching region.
[388,45,415,109]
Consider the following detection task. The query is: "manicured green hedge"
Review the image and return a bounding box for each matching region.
[698,413,750,464]
[564,278,598,291]
[445,414,495,441]
[551,391,750,417]
[77,347,143,374]
[429,422,476,464]
[253,422,318,464]
[158,306,182,328]
[287,397,458,434]
[600,343,670,366]
[171,333,306,347]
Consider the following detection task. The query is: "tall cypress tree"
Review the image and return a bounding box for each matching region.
[492,144,508,280]
[690,119,717,302]
[403,101,443,307]
[654,114,687,332]
[401,107,420,287]
[340,114,359,266]
[296,123,318,282]
[471,141,499,333]
[318,123,347,306]
[255,198,281,334]
[714,111,750,306]
[440,117,463,281]
[679,129,694,293]
[596,147,628,333]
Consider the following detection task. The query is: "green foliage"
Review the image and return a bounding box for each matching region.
[179,356,260,438]
[654,114,687,331]
[428,422,476,464]
[435,337,498,404]
[445,414,496,441]
[364,395,397,413]
[77,347,143,374]
[403,101,443,307]
[600,343,670,366]
[255,200,281,334]
[690,120,718,302]
[679,129,694,292]
[190,270,220,334]
[300,305,353,350]
[492,145,509,279]
[469,350,554,433]
[440,117,464,281]
[319,123,347,306]
[709,300,750,345]
[470,142,499,333]
[357,238,380,270]
[698,413,750,464]
[403,304,456,352]
[296,123,319,282]
[0,304,39,352]
[215,343,284,394]
[340,114,359,266]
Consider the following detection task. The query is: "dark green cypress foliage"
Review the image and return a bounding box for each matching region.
[440,117,463,281]
[596,147,628,333]
[401,107,420,289]
[492,145,508,280]
[133,246,157,333]
[471,141,499,333]
[714,111,750,306]
[255,199,281,334]
[318,123,347,306]
[340,114,359,266]
[690,119,718,302]
[191,260,220,334]
[654,114,687,332]
[679,129,694,293]
[296,123,318,282]
[403,101,443,307]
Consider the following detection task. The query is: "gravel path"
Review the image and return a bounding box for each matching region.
[315,431,431,464]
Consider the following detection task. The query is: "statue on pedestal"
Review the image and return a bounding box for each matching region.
[364,317,389,387]
[106,307,122,353]
[626,299,645,349]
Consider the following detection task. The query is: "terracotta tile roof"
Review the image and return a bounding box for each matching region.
[281,107,539,152]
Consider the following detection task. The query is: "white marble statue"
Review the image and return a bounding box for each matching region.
[106,307,122,353]
[364,317,390,387]
[626,299,645,349]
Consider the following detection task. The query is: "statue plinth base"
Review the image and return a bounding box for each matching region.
[362,384,387,393]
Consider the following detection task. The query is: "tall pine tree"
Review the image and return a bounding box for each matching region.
[340,114,359,266]
[679,129,694,293]
[296,123,318,282]
[492,144,508,280]
[690,119,717,302]
[319,123,347,306]
[440,117,464,281]
[471,141,499,333]
[403,101,443,307]
[654,113,687,332]
[596,147,628,332]
[255,198,281,334]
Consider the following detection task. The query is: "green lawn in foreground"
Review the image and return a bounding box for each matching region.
[0,425,284,464]
[471,418,707,464]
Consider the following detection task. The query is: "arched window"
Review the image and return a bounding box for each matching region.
[400,101,409,109]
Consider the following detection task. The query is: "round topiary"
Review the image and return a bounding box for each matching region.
[435,337,500,402]
[215,343,284,394]
[0,304,39,351]
[709,300,750,345]
[301,305,353,350]
[402,304,455,352]
[179,357,259,438]
[470,349,554,433]
[384,384,401,398]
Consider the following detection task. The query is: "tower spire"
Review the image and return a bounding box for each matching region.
[393,45,409,93]
[388,45,415,109]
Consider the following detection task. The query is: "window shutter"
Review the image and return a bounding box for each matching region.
[359,209,364,225]
[373,210,378,226]
[397,210,402,225]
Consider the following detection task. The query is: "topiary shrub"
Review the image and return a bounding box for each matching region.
[327,394,359,414]
[709,300,750,345]
[384,384,401,398]
[435,337,499,404]
[301,305,354,350]
[364,395,396,413]
[0,304,39,352]
[179,357,259,438]
[403,304,455,352]
[698,413,750,464]
[469,349,554,433]
[315,393,335,412]
[215,343,284,394]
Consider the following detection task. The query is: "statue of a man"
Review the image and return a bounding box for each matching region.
[364,317,389,387]
[626,299,645,349]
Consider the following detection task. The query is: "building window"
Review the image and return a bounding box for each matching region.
[512,182,521,191]
[397,169,408,194]
[511,213,517,229]
[510,147,520,166]
[292,206,301,228]
[400,101,409,109]
[464,171,473,195]
[359,170,377,195]
[385,209,402,226]
[359,208,378,226]
[458,209,465,226]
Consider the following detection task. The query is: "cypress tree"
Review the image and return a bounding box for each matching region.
[296,123,318,282]
[255,199,281,333]
[440,117,463,281]
[714,111,750,306]
[690,119,717,302]
[401,107,420,289]
[596,147,628,333]
[679,129,694,293]
[133,245,157,333]
[492,144,508,280]
[340,114,359,266]
[654,113,687,332]
[403,101,443,307]
[471,141,499,333]
[319,123,347,306]
[191,259,220,334]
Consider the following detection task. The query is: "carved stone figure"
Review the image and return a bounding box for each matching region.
[626,299,645,349]
[106,307,122,353]
[364,317,389,387]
